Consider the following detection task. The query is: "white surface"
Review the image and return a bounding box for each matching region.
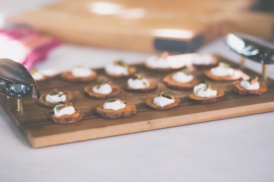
[1,1,274,182]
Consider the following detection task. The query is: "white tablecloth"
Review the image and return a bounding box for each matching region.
[1,1,274,182]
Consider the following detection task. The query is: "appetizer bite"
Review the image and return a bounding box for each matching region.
[84,79,120,99]
[144,52,183,71]
[105,59,136,78]
[191,54,218,68]
[163,69,199,89]
[146,90,180,110]
[31,68,48,81]
[189,83,225,103]
[49,102,84,124]
[94,98,137,119]
[37,89,73,108]
[61,66,97,82]
[125,74,157,93]
[204,62,242,81]
[234,76,267,95]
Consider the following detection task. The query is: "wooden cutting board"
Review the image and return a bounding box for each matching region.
[8,0,260,53]
[1,55,274,148]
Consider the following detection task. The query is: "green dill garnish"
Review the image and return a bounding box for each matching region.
[55,104,63,111]
[159,90,175,99]
[106,98,125,104]
[180,69,190,75]
[106,98,118,102]
[97,78,105,89]
[204,82,211,91]
[115,59,126,66]
[55,102,72,112]
[219,62,231,68]
[49,89,59,95]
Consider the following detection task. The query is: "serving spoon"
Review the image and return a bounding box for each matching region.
[0,58,39,112]
[225,33,274,80]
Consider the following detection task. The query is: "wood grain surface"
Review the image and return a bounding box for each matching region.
[1,55,274,148]
[8,0,259,53]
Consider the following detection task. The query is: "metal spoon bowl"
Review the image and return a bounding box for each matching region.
[0,59,40,99]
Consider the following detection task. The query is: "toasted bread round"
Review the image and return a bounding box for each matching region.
[146,97,180,110]
[125,82,158,93]
[105,67,136,78]
[61,70,97,82]
[163,73,200,89]
[50,109,84,125]
[189,89,225,103]
[204,69,242,81]
[84,84,120,99]
[37,91,73,108]
[94,104,137,119]
[234,82,267,95]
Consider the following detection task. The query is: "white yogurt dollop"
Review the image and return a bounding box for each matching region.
[211,65,234,77]
[105,64,128,76]
[127,78,150,89]
[146,56,170,69]
[192,54,213,65]
[240,80,260,90]
[194,83,217,98]
[211,67,234,77]
[45,92,66,103]
[103,100,126,110]
[172,71,193,83]
[54,104,75,117]
[92,83,112,94]
[72,67,92,77]
[153,96,174,107]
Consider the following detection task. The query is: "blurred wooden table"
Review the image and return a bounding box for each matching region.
[8,0,274,53]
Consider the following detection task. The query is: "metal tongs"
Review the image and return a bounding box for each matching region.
[225,33,274,81]
[0,59,40,112]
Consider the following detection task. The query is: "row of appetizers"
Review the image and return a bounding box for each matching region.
[32,52,268,125]
[31,52,260,92]
[31,53,218,82]
[43,77,267,125]
[34,59,265,95]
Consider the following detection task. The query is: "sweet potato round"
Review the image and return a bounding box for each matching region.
[94,104,137,119]
[146,97,180,110]
[188,89,225,103]
[234,82,267,95]
[61,70,97,82]
[37,91,73,108]
[84,84,120,99]
[163,72,199,90]
[49,109,84,125]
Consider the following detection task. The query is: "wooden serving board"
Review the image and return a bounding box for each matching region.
[1,55,274,148]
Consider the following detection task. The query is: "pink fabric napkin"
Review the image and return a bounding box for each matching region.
[0,25,61,70]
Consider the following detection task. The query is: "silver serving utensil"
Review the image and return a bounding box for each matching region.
[226,33,274,64]
[225,33,274,81]
[0,59,40,112]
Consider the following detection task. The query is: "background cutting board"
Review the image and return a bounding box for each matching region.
[1,55,274,148]
[8,0,273,53]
